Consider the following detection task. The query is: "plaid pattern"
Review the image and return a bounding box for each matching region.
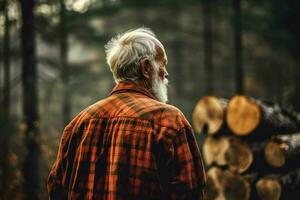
[47,81,206,200]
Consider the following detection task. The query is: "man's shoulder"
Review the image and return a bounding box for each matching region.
[65,95,191,132]
[147,101,191,131]
[157,102,182,117]
[63,97,114,131]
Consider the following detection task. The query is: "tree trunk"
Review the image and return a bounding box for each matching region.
[3,0,11,119]
[19,0,40,199]
[275,63,284,105]
[0,3,3,106]
[293,61,300,112]
[233,0,244,94]
[172,38,183,97]
[0,1,11,197]
[171,7,184,98]
[202,0,214,94]
[60,0,71,126]
[226,95,299,139]
[0,127,10,199]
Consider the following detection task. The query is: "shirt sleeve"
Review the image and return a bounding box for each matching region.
[155,126,206,200]
[47,128,77,199]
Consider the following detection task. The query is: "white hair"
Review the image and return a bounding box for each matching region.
[105,28,163,83]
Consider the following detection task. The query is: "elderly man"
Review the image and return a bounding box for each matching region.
[48,28,206,200]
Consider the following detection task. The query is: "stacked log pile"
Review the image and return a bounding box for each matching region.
[193,95,300,200]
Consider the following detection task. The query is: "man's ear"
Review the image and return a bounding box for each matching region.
[140,59,152,80]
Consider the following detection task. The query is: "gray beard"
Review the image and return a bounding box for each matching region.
[152,72,168,103]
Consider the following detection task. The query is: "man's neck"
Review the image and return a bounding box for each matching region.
[133,79,156,101]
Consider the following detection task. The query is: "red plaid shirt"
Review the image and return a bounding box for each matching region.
[47,81,206,200]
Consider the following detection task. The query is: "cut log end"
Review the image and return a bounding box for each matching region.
[226,95,261,136]
[256,177,282,200]
[205,167,225,200]
[222,170,250,200]
[206,167,250,200]
[264,140,286,168]
[225,138,253,173]
[192,96,224,135]
[203,136,229,166]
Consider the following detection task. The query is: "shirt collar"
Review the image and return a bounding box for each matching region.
[110,81,159,101]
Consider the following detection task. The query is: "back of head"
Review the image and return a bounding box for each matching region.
[105,28,163,83]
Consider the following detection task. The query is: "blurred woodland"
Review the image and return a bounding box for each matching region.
[0,0,300,199]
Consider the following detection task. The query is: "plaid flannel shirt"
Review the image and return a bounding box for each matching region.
[47,81,206,200]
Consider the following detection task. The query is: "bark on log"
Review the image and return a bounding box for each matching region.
[226,95,299,140]
[192,96,228,135]
[245,140,275,175]
[264,133,300,170]
[244,173,261,200]
[205,167,250,200]
[256,168,300,200]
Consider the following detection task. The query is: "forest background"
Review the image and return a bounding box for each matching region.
[0,0,299,199]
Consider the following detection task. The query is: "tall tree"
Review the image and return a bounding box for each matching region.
[19,0,40,199]
[59,0,71,126]
[0,1,11,197]
[233,0,244,94]
[3,0,11,118]
[202,0,214,94]
[0,0,3,108]
[172,7,184,97]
